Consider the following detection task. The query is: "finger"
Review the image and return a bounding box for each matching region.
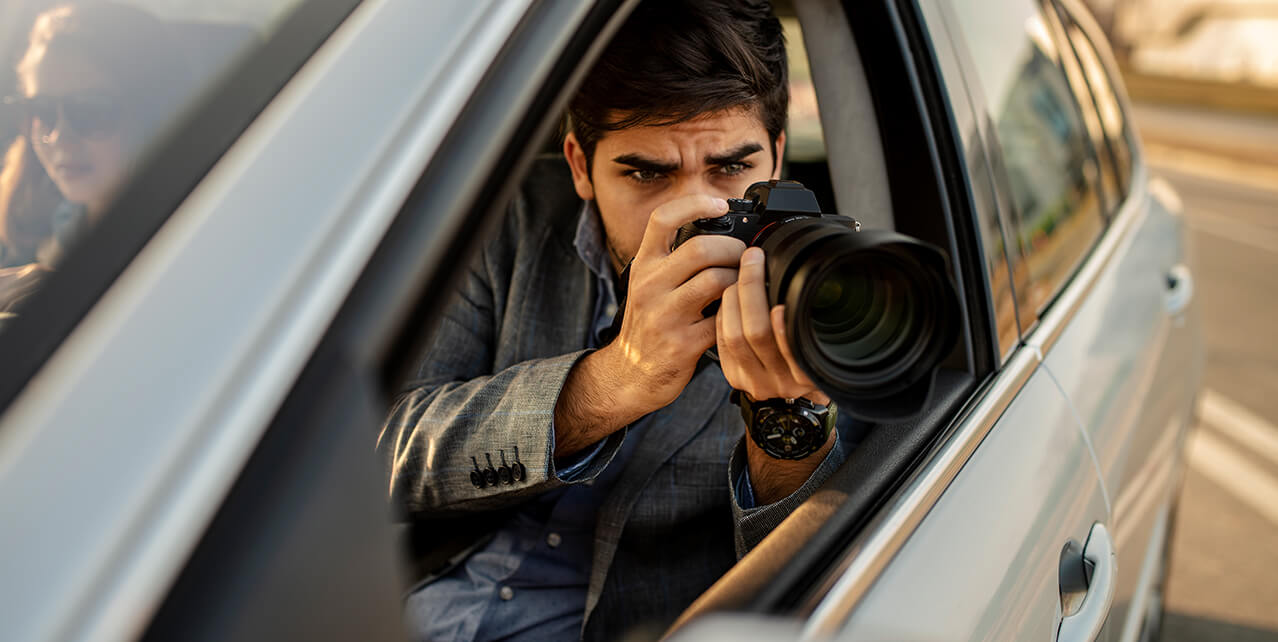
[690,315,718,353]
[634,194,729,262]
[772,304,816,389]
[717,314,744,389]
[662,235,746,289]
[671,266,737,318]
[716,286,743,389]
[737,248,791,376]
[717,283,765,376]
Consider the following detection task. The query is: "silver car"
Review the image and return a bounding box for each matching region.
[0,0,1202,640]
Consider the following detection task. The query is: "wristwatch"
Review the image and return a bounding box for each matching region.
[733,391,837,460]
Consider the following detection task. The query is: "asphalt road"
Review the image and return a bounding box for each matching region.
[1139,112,1278,641]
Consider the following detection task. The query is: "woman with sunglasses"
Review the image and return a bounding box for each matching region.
[0,1,188,316]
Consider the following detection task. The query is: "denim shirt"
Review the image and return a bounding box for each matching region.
[406,202,638,641]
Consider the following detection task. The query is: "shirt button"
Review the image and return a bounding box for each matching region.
[499,586,514,601]
[546,532,562,548]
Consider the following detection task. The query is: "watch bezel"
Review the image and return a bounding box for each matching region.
[738,393,835,460]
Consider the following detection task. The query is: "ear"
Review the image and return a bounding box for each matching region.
[770,131,786,179]
[563,132,595,201]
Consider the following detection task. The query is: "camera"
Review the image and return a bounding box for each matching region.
[671,180,960,422]
[672,180,859,252]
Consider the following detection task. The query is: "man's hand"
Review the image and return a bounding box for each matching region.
[717,246,835,504]
[554,195,745,457]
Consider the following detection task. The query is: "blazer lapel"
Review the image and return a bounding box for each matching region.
[582,360,731,626]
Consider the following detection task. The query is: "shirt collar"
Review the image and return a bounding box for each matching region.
[572,200,615,285]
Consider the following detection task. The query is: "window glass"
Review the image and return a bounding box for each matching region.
[950,0,1105,322]
[1044,3,1119,215]
[779,15,836,214]
[1058,6,1133,195]
[781,16,825,163]
[0,0,310,328]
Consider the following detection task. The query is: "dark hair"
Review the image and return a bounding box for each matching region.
[0,2,187,261]
[568,0,788,173]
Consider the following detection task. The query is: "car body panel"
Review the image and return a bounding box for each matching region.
[832,353,1107,640]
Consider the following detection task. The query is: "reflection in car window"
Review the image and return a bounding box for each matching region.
[1058,7,1132,197]
[951,0,1105,323]
[0,0,303,327]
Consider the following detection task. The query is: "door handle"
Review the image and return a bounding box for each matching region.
[1058,523,1116,641]
[1165,264,1194,318]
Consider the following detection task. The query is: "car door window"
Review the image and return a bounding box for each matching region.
[949,0,1107,324]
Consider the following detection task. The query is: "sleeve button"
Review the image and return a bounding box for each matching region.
[546,532,562,548]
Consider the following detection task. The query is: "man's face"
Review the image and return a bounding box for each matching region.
[565,108,784,272]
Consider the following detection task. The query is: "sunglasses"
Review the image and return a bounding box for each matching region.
[3,94,122,141]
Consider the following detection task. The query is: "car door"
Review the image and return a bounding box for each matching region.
[780,0,1113,638]
[1029,2,1205,640]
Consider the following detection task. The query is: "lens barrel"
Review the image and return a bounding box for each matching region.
[757,216,959,420]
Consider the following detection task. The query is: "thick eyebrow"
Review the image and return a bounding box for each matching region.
[705,142,765,166]
[611,153,679,174]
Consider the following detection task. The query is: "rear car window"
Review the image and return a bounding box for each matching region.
[1056,4,1133,198]
[949,0,1106,323]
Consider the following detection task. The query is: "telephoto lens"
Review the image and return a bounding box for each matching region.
[665,180,960,422]
[756,216,959,421]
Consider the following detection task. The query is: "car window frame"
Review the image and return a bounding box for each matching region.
[1050,0,1135,203]
[1039,0,1121,216]
[141,0,639,638]
[0,0,362,419]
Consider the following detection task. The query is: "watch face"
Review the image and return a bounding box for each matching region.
[755,406,825,459]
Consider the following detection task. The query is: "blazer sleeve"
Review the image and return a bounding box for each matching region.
[377,202,624,518]
[726,434,848,557]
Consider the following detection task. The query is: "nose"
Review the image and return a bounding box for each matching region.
[672,172,735,201]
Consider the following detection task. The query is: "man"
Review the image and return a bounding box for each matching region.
[379,1,852,639]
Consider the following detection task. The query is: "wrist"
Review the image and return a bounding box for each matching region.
[743,427,836,505]
[584,344,652,421]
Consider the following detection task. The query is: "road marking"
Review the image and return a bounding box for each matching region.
[1145,141,1278,195]
[1199,389,1278,468]
[1187,430,1278,528]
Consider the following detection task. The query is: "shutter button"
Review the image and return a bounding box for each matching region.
[499,586,514,601]
[546,532,562,548]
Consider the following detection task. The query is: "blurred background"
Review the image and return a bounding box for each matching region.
[1082,0,1278,640]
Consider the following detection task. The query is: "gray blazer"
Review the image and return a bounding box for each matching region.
[379,158,846,638]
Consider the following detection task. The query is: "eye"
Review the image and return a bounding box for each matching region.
[718,162,752,176]
[624,169,665,184]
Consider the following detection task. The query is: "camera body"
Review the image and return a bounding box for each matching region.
[606,178,960,423]
[672,180,860,252]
